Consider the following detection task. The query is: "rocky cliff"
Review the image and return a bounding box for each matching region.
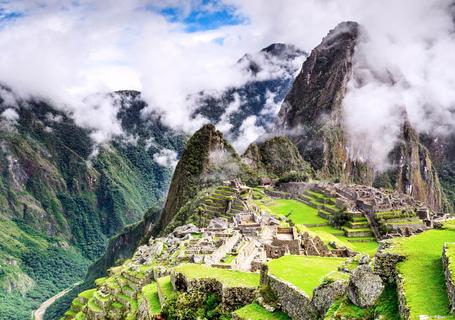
[386,121,445,212]
[277,21,369,183]
[277,21,444,211]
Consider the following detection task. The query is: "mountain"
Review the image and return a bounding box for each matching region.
[193,43,307,139]
[242,135,313,179]
[276,22,445,212]
[0,88,185,319]
[158,123,253,234]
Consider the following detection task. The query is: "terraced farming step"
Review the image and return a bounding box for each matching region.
[348,221,370,229]
[343,227,373,238]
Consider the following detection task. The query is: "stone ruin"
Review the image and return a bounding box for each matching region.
[135,206,355,273]
[278,181,454,240]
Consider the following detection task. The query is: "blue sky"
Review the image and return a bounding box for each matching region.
[152,0,247,32]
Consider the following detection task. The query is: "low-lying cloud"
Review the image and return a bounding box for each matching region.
[0,0,454,170]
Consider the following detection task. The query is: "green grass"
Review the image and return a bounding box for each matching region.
[265,199,327,225]
[142,282,161,315]
[302,225,379,256]
[78,288,96,300]
[157,276,175,299]
[386,227,455,319]
[173,264,260,288]
[267,255,346,297]
[260,198,379,256]
[233,303,291,320]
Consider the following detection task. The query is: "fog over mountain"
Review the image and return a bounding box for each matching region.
[0,0,453,170]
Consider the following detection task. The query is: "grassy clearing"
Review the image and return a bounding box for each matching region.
[267,255,346,297]
[173,264,260,288]
[234,303,291,320]
[142,282,161,315]
[265,199,327,225]
[387,227,455,319]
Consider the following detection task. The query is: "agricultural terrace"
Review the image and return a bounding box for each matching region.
[173,264,260,288]
[386,223,455,319]
[267,255,346,297]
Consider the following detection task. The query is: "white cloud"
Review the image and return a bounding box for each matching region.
[0,0,453,169]
[233,115,266,153]
[153,148,179,168]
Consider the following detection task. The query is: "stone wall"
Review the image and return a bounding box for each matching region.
[265,274,317,320]
[373,250,405,282]
[396,274,410,320]
[207,231,241,264]
[443,244,455,314]
[170,271,255,311]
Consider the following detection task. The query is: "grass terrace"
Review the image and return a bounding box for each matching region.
[386,226,455,319]
[267,255,346,297]
[142,282,161,315]
[233,303,291,320]
[157,276,175,300]
[259,197,379,256]
[173,263,260,288]
[264,198,327,225]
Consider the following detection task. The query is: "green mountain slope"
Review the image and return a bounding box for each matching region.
[0,89,185,319]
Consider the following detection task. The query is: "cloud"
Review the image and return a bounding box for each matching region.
[153,148,179,168]
[233,115,266,153]
[0,0,453,170]
[341,0,455,170]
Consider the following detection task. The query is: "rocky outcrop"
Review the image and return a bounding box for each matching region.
[388,120,444,212]
[348,265,384,307]
[242,136,312,178]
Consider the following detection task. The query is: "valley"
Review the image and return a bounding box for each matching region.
[0,3,454,320]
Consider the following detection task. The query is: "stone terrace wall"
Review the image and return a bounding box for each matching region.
[396,274,410,320]
[264,274,317,320]
[170,271,255,311]
[443,244,455,314]
[374,249,405,281]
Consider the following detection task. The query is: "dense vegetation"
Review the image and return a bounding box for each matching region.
[0,90,185,319]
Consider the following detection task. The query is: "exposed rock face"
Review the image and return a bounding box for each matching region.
[312,280,348,315]
[158,124,247,230]
[277,21,372,183]
[348,265,384,307]
[242,136,312,178]
[276,21,444,211]
[388,121,444,212]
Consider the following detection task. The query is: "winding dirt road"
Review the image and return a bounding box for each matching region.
[33,283,80,320]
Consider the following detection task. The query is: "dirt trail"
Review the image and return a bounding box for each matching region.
[33,283,80,320]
